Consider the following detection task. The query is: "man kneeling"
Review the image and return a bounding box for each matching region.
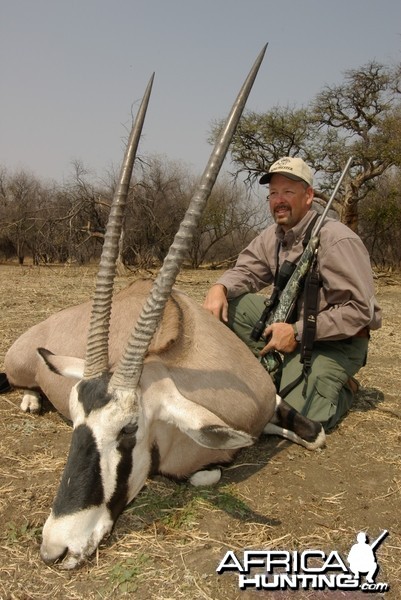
[203,157,381,431]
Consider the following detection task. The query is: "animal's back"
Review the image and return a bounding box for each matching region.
[164,288,276,434]
[4,279,275,429]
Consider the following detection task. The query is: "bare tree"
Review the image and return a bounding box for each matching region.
[312,61,401,229]
[121,156,190,268]
[187,177,267,268]
[224,105,318,183]
[212,60,401,233]
[0,168,45,264]
[359,169,401,268]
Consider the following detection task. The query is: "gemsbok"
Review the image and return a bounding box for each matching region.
[1,46,325,569]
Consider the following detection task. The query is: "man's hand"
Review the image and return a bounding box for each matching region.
[260,322,298,355]
[203,284,228,322]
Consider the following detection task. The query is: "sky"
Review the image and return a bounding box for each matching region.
[1,0,400,185]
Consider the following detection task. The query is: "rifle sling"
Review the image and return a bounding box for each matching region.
[279,213,321,400]
[302,214,320,249]
[300,255,320,368]
[279,261,320,400]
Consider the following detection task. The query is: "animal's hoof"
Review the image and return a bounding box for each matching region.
[189,468,222,486]
[20,392,42,413]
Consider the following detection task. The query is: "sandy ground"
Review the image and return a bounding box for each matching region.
[0,264,399,599]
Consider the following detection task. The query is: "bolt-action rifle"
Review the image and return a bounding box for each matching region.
[251,156,354,373]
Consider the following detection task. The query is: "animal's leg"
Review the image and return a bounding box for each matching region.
[20,391,42,414]
[189,468,222,486]
[263,394,326,450]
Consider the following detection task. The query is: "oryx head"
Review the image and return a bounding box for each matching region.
[39,46,267,569]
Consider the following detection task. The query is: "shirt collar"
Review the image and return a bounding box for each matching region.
[276,210,318,247]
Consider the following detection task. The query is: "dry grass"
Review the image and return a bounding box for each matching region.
[0,264,400,599]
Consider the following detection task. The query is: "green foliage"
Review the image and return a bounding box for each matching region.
[127,480,253,533]
[198,485,253,519]
[108,554,151,594]
[5,522,42,544]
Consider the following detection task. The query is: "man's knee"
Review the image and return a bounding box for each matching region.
[227,294,266,356]
[280,359,353,429]
[306,373,352,428]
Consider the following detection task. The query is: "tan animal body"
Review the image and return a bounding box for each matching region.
[4,278,277,462]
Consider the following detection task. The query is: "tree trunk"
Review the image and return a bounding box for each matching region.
[340,188,359,233]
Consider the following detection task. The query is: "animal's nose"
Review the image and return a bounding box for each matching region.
[40,544,68,565]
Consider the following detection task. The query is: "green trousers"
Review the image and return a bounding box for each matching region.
[227,293,369,431]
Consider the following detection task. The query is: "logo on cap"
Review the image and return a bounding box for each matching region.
[259,157,313,186]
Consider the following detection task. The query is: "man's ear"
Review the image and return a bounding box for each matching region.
[306,186,315,207]
[37,348,85,380]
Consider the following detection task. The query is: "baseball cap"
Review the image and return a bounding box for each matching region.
[259,157,313,186]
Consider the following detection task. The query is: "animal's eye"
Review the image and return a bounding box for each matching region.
[119,422,138,438]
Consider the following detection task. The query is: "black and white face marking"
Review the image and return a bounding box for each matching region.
[52,423,104,517]
[40,375,147,569]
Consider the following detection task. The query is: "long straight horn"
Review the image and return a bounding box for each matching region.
[84,74,155,379]
[110,44,268,390]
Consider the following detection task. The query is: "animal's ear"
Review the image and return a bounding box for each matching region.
[37,348,85,380]
[187,419,254,450]
[141,363,254,450]
[161,395,254,449]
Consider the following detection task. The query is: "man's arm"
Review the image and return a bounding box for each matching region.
[214,228,276,299]
[203,284,228,322]
[315,230,382,339]
[204,230,275,324]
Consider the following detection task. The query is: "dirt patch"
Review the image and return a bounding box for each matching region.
[0,265,400,599]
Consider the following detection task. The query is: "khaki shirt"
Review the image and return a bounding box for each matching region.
[217,210,382,341]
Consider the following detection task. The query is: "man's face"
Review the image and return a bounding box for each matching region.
[268,173,314,231]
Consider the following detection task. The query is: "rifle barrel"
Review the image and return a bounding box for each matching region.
[313,156,354,237]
